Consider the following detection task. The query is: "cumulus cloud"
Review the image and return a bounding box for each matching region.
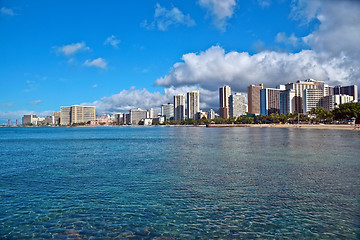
[198,0,237,30]
[154,0,360,93]
[1,7,16,16]
[30,100,41,105]
[84,58,107,69]
[155,46,358,92]
[85,0,360,113]
[56,42,90,56]
[291,0,360,59]
[143,3,195,31]
[104,35,121,49]
[82,86,218,114]
[275,32,299,47]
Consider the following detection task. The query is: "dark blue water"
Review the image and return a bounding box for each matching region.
[0,126,359,239]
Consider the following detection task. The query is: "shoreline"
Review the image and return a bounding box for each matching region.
[206,123,360,130]
[2,123,359,130]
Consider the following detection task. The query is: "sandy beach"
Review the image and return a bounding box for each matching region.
[206,123,360,131]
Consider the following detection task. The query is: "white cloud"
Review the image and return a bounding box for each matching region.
[82,86,219,114]
[1,7,15,16]
[30,100,41,105]
[84,58,107,69]
[143,3,196,31]
[104,35,121,49]
[291,0,360,59]
[155,46,357,92]
[198,0,237,30]
[275,32,299,47]
[56,42,90,56]
[0,102,14,107]
[257,0,271,8]
[82,0,360,114]
[0,110,53,124]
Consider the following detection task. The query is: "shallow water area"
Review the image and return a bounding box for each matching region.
[0,126,360,239]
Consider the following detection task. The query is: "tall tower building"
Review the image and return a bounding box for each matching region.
[229,93,247,118]
[247,84,264,114]
[285,79,326,113]
[334,85,358,102]
[161,103,174,121]
[219,86,231,119]
[187,90,200,120]
[260,87,284,115]
[174,94,185,121]
[60,105,96,125]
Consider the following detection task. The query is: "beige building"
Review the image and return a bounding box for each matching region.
[247,84,263,114]
[60,105,96,125]
[219,85,231,118]
[174,94,185,121]
[187,90,200,120]
[285,79,327,113]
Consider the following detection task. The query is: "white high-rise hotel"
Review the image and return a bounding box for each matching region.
[187,90,200,120]
[174,94,185,121]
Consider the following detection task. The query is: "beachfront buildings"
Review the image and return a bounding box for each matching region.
[60,105,96,125]
[280,89,296,114]
[247,84,263,114]
[174,94,185,121]
[260,86,285,115]
[334,85,358,102]
[256,79,357,116]
[229,93,247,118]
[129,108,147,125]
[208,109,216,119]
[187,90,200,120]
[219,86,231,119]
[161,103,174,121]
[284,79,328,114]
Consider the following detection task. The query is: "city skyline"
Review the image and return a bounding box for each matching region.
[1,0,360,124]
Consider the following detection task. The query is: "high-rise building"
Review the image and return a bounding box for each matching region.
[114,113,124,124]
[60,105,96,125]
[147,108,157,119]
[207,109,216,119]
[8,120,11,126]
[334,85,358,102]
[22,114,37,125]
[285,79,326,113]
[247,84,263,114]
[280,89,295,114]
[302,89,325,113]
[174,94,185,121]
[161,103,174,121]
[334,94,354,106]
[219,86,231,118]
[260,86,285,115]
[187,90,200,120]
[229,93,247,118]
[60,107,72,125]
[16,119,19,126]
[53,111,60,125]
[129,108,147,125]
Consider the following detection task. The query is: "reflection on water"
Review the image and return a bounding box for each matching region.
[0,127,359,239]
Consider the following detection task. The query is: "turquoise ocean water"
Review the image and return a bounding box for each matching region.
[0,126,359,239]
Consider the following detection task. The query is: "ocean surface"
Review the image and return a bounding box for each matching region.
[0,126,359,239]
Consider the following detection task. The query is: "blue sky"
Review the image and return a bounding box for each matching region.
[1,0,359,123]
